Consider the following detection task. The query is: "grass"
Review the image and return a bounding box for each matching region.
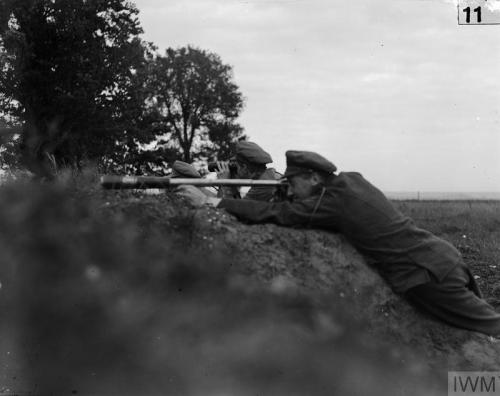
[393,200,500,298]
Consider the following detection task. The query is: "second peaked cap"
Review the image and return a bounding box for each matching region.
[171,160,201,178]
[284,150,337,177]
[235,141,273,165]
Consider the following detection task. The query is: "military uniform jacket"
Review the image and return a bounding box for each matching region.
[219,172,463,292]
[244,168,281,202]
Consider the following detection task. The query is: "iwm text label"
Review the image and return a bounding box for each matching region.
[449,372,500,396]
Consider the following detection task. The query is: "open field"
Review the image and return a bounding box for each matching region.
[393,200,500,301]
[387,192,500,200]
[1,175,499,395]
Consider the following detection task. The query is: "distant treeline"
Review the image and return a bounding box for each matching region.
[386,192,500,201]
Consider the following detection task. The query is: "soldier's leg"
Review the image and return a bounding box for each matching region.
[405,265,500,336]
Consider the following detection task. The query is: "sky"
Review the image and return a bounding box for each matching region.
[132,0,500,192]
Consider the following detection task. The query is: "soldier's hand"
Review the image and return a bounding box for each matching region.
[176,185,221,207]
[216,161,231,179]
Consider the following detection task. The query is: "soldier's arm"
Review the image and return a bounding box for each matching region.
[243,186,274,202]
[177,185,334,228]
[217,196,328,227]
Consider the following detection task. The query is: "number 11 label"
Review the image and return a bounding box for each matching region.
[458,0,500,25]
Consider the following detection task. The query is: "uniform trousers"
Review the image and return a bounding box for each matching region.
[405,265,500,336]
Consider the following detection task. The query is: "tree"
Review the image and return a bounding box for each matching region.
[203,120,246,162]
[147,46,245,164]
[0,120,22,174]
[0,0,150,177]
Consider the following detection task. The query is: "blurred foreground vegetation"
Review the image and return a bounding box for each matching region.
[0,173,452,396]
[2,174,500,395]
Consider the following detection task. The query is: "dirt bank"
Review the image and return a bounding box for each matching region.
[1,183,499,395]
[185,204,500,369]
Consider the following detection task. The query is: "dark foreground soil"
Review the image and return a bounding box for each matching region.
[0,179,499,395]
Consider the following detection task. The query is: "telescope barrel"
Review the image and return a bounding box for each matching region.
[100,175,285,189]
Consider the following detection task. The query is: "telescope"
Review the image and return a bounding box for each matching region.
[100,175,286,189]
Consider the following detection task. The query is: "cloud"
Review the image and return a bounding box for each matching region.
[132,0,500,191]
[486,0,500,12]
[361,72,392,83]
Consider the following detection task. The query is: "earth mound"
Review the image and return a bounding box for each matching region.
[186,204,500,370]
[0,179,498,395]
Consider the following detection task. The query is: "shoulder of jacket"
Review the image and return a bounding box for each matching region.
[260,167,282,180]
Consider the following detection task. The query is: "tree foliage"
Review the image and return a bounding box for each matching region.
[147,46,245,163]
[0,0,150,177]
[0,4,247,176]
[0,120,22,173]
